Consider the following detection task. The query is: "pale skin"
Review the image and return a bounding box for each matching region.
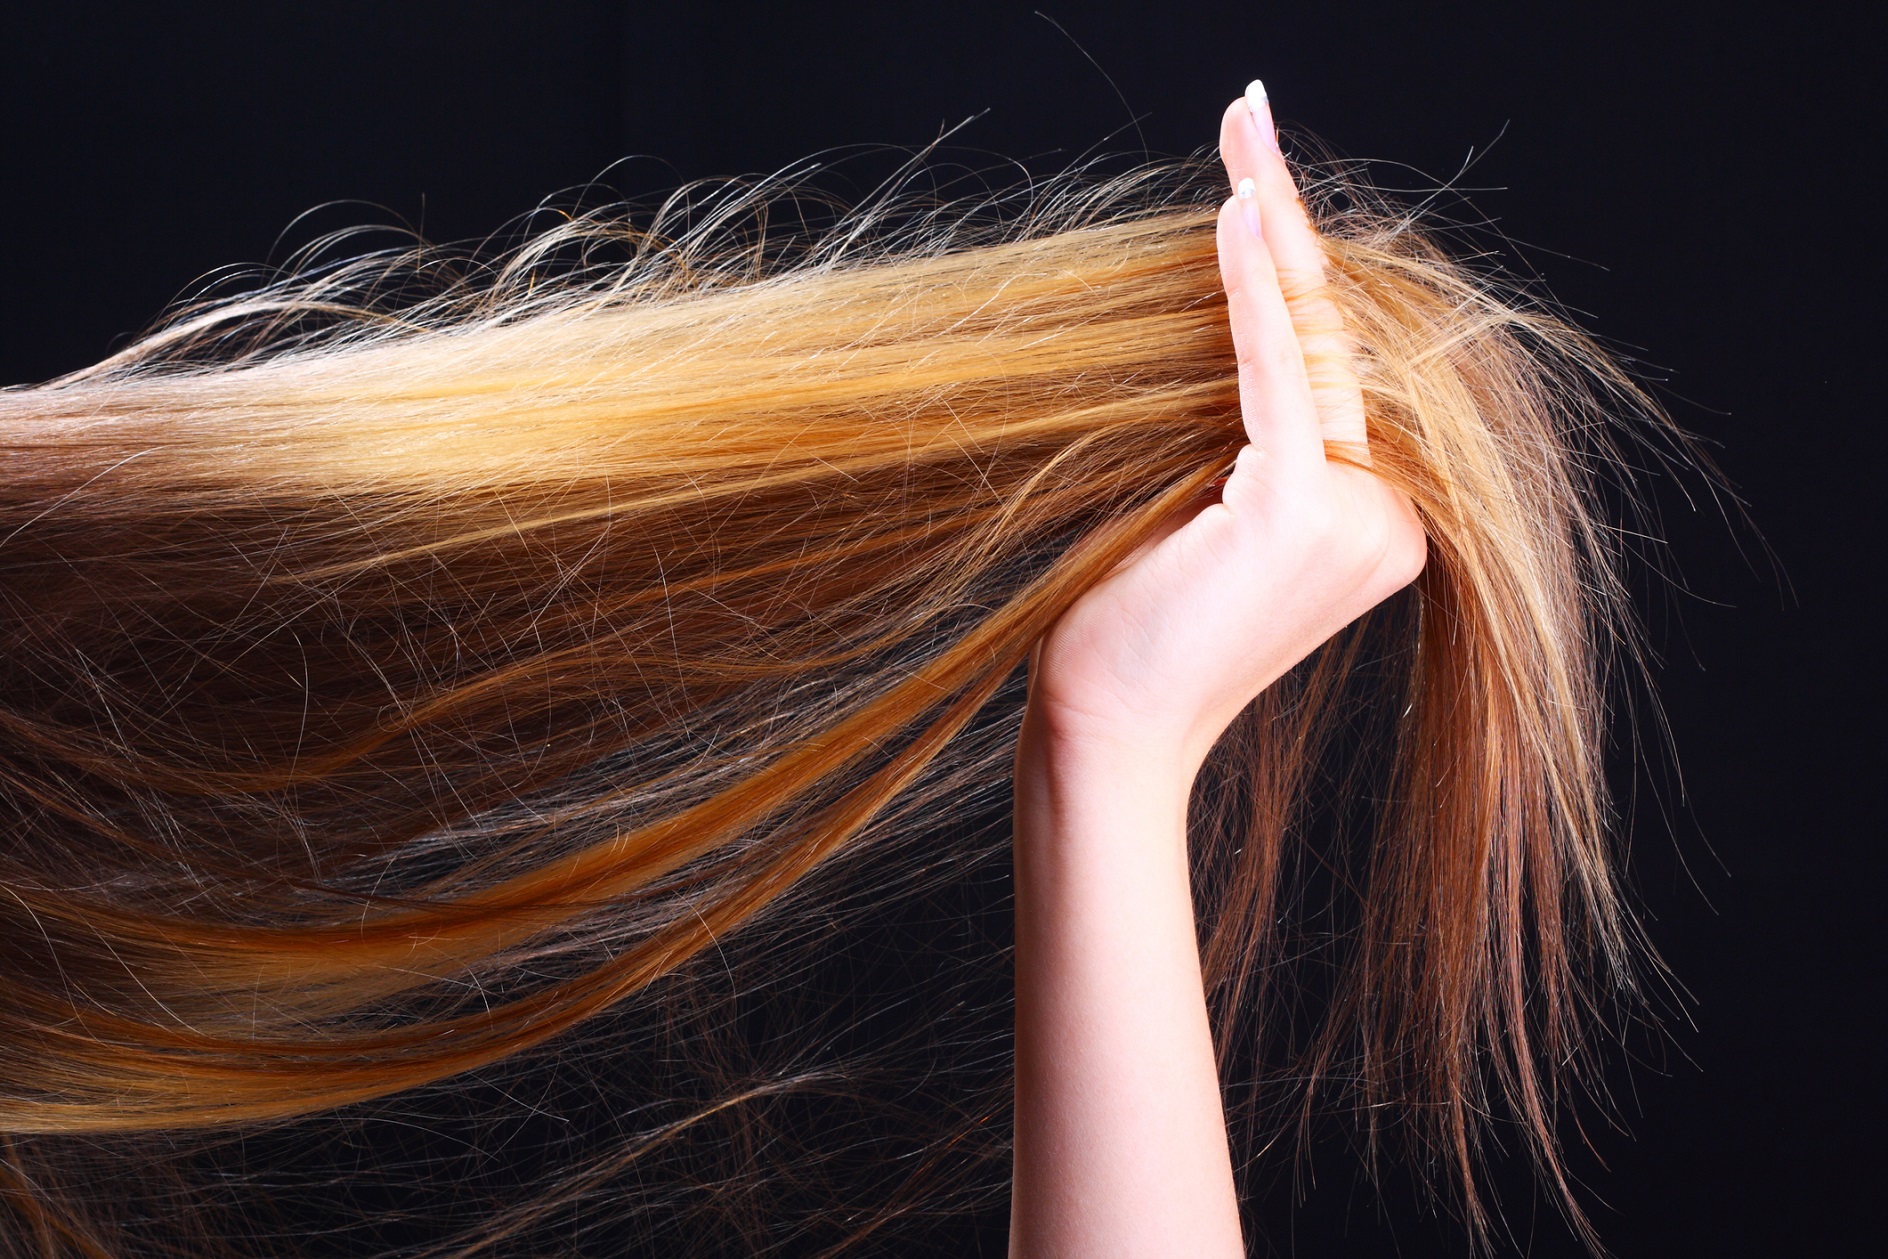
[1007,88,1428,1257]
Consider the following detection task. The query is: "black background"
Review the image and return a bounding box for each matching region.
[2,2,1880,1255]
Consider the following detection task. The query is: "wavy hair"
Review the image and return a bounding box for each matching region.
[0,155,1667,1253]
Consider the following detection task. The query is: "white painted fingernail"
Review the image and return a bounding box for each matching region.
[1246,78,1281,154]
[1235,177,1261,237]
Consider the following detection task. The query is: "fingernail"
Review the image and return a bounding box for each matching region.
[1236,176,1262,238]
[1246,78,1280,154]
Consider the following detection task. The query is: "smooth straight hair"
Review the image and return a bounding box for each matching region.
[0,158,1670,1253]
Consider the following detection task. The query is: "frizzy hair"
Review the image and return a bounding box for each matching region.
[0,154,1664,1251]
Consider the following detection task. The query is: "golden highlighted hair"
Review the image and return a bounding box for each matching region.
[0,158,1663,1251]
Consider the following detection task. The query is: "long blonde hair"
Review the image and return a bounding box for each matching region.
[0,158,1662,1251]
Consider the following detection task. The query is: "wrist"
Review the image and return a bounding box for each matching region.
[1019,691,1207,784]
[1014,699,1201,827]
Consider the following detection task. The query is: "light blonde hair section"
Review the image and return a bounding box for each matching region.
[0,162,1661,1242]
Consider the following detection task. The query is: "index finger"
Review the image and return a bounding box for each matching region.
[1218,84,1369,456]
[1215,188,1324,471]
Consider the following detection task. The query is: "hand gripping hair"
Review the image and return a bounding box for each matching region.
[0,130,1674,1253]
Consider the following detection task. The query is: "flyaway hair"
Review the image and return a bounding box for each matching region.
[0,156,1667,1254]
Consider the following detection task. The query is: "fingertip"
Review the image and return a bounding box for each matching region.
[1213,193,1262,282]
[1244,80,1281,157]
[1223,79,1300,222]
[1218,95,1253,148]
[1217,96,1255,183]
[1214,192,1243,243]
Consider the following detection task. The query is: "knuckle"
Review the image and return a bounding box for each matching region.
[1380,518,1428,590]
[1294,496,1341,547]
[1233,327,1299,380]
[1260,335,1301,377]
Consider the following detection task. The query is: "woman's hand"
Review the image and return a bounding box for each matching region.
[1007,84,1426,1258]
[1027,86,1426,782]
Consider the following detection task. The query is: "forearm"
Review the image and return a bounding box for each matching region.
[1004,80,1415,1255]
[1008,709,1243,1257]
